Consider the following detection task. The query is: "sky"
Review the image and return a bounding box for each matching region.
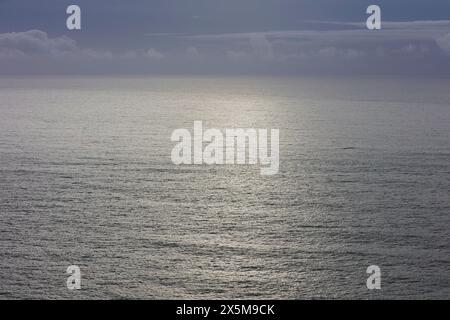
[0,0,450,75]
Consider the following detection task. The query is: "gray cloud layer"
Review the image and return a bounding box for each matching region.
[1,0,450,75]
[1,20,450,75]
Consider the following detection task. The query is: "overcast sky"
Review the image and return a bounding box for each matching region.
[1,0,450,75]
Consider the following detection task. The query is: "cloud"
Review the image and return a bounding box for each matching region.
[436,33,450,56]
[0,30,170,74]
[317,47,365,59]
[0,30,116,60]
[188,20,450,63]
[186,46,201,58]
[0,30,164,61]
[1,21,450,75]
[144,48,165,60]
[249,34,274,60]
[0,30,77,58]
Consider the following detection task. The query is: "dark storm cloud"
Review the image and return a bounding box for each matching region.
[0,1,450,75]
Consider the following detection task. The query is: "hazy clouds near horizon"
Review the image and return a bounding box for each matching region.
[1,0,450,75]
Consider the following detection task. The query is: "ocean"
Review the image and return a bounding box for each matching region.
[0,76,449,299]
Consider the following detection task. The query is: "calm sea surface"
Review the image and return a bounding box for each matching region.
[0,76,449,299]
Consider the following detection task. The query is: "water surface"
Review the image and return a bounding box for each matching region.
[0,76,449,299]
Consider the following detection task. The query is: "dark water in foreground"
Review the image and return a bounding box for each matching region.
[0,76,449,299]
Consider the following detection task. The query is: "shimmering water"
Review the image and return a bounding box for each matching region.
[0,76,449,299]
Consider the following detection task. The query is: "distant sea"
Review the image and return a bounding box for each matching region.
[0,76,449,299]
